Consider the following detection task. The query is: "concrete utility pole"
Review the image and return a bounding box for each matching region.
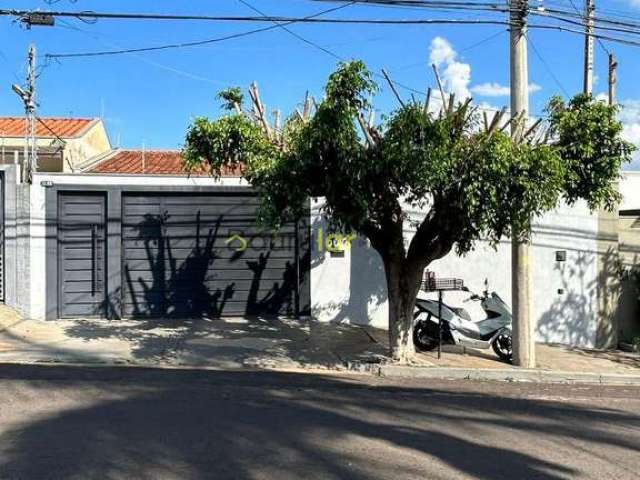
[583,0,595,95]
[608,53,617,106]
[11,44,37,183]
[510,0,535,368]
[26,44,37,181]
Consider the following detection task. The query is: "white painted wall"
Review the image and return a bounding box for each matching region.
[310,199,605,347]
[310,198,388,328]
[619,172,640,210]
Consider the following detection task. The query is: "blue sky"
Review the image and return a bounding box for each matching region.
[1,0,639,162]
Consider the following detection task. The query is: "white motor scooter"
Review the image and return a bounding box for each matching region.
[413,281,513,361]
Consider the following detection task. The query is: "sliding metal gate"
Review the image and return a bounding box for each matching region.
[121,192,298,318]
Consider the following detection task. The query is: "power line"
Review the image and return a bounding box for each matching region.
[528,22,640,49]
[2,7,512,22]
[232,0,432,97]
[7,4,640,38]
[45,19,513,59]
[235,0,345,61]
[318,0,640,35]
[43,3,357,58]
[54,18,229,86]
[391,28,507,71]
[527,32,570,97]
[564,0,610,54]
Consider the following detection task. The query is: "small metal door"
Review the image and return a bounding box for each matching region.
[58,192,107,317]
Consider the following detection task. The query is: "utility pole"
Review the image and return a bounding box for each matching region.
[583,0,595,95]
[11,44,37,183]
[608,53,617,106]
[27,44,37,182]
[510,0,535,368]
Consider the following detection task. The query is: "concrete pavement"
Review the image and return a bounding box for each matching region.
[0,305,387,369]
[2,305,640,385]
[0,364,638,479]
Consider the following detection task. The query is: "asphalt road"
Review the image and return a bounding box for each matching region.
[0,365,638,480]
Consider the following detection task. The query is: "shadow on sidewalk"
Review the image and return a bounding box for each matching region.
[60,315,388,368]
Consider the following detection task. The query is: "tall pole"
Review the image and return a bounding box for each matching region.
[608,53,617,106]
[583,0,595,95]
[510,0,535,368]
[26,44,37,182]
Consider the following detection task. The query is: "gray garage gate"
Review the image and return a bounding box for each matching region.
[121,192,299,318]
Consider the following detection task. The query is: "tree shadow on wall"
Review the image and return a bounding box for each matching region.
[123,212,234,319]
[310,215,387,326]
[245,251,296,317]
[538,247,624,349]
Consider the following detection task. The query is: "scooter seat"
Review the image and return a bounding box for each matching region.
[449,307,472,322]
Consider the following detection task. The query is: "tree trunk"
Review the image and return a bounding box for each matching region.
[385,258,423,363]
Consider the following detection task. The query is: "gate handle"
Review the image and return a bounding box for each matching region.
[91,224,97,296]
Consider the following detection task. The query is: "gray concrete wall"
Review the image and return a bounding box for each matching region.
[0,165,30,317]
[15,182,30,318]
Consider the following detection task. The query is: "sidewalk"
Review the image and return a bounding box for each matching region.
[363,328,640,384]
[1,305,639,384]
[0,305,386,370]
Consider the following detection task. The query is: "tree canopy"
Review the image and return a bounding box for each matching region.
[183,61,634,360]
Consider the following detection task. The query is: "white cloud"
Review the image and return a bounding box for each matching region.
[528,83,542,94]
[595,92,608,103]
[429,36,471,100]
[429,36,456,66]
[470,82,509,97]
[619,100,640,170]
[471,82,542,97]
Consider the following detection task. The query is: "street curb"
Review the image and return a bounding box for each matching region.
[372,365,640,385]
[2,359,640,386]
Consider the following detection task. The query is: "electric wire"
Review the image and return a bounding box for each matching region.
[526,31,570,97]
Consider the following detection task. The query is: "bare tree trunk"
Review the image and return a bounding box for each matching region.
[385,257,423,363]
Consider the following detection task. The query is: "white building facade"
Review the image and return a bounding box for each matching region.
[1,167,625,349]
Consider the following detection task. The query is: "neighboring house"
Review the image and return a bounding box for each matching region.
[616,172,640,343]
[0,117,111,172]
[81,149,187,175]
[79,149,242,176]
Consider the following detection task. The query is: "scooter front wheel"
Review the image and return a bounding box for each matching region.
[492,332,513,362]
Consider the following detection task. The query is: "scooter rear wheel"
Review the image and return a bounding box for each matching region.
[492,332,513,362]
[413,320,439,351]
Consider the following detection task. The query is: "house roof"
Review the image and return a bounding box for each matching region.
[0,117,98,138]
[87,149,242,176]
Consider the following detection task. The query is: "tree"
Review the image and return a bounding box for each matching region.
[183,62,634,362]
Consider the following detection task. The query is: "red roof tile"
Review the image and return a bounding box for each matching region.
[0,117,96,138]
[88,150,243,176]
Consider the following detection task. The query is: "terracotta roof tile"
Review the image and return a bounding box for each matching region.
[0,117,96,138]
[88,150,242,176]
